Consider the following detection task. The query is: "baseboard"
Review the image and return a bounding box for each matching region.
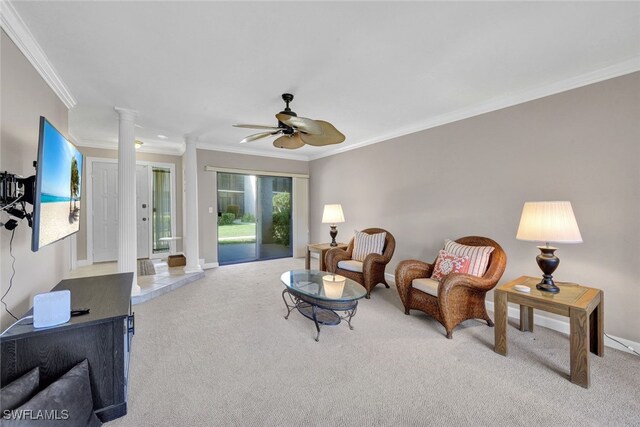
[384,273,639,355]
[203,262,219,270]
[385,272,394,284]
[76,259,92,267]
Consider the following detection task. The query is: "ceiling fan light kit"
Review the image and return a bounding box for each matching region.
[273,133,305,149]
[233,93,345,149]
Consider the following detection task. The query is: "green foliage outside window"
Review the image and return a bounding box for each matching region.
[241,213,256,223]
[271,193,291,246]
[218,212,236,226]
[226,204,240,217]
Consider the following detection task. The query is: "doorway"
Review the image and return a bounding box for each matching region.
[90,160,175,262]
[217,172,293,265]
[92,161,118,262]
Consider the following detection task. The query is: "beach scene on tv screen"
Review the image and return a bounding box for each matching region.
[39,121,83,248]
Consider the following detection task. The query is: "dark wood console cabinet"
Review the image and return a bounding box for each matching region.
[1,273,134,422]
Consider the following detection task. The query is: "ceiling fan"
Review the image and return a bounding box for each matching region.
[233,93,345,149]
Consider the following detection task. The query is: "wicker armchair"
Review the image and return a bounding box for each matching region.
[395,236,506,339]
[325,228,396,299]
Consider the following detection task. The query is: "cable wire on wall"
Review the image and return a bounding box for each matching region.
[1,228,19,320]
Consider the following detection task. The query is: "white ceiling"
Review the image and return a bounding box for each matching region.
[10,1,640,159]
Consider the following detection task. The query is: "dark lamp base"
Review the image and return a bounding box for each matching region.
[329,225,338,247]
[535,245,561,293]
[536,280,560,293]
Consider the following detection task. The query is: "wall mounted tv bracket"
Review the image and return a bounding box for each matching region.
[0,164,36,229]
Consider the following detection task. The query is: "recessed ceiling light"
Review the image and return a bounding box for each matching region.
[157,134,168,139]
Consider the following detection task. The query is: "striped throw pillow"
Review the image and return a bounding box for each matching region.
[352,230,387,262]
[444,239,494,277]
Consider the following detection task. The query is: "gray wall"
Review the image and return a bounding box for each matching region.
[309,72,640,342]
[0,31,70,329]
[76,147,184,260]
[196,149,309,264]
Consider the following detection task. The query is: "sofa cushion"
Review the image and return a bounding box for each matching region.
[0,367,39,412]
[4,359,101,427]
[352,230,386,262]
[431,250,470,280]
[338,260,363,273]
[412,278,440,297]
[444,239,494,277]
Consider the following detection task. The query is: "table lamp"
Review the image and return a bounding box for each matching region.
[516,201,582,293]
[322,204,345,247]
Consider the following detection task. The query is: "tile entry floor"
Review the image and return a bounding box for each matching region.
[70,258,205,304]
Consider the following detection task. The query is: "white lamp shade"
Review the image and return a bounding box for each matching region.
[516,201,583,244]
[323,274,346,299]
[322,204,345,224]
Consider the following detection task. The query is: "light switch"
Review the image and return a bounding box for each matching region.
[208,207,213,214]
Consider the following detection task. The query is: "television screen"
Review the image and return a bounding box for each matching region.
[32,117,84,252]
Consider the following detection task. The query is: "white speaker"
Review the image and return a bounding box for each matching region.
[33,290,71,328]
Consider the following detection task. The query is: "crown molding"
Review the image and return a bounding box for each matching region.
[308,56,640,161]
[137,144,185,156]
[0,0,76,109]
[76,139,185,156]
[196,142,310,162]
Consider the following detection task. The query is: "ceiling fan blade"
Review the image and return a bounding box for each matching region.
[273,133,305,150]
[298,121,345,146]
[240,130,281,144]
[275,114,322,135]
[233,124,280,130]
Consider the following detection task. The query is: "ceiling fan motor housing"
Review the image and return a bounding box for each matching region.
[278,93,296,133]
[281,93,294,104]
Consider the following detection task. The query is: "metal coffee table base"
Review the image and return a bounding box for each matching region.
[282,289,359,341]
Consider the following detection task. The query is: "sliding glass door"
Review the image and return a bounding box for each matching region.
[257,176,292,260]
[217,173,257,263]
[217,172,292,265]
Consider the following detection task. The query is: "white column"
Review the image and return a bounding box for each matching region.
[183,136,203,273]
[114,107,140,292]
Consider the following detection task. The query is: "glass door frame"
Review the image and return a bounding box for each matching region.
[151,166,174,255]
[206,166,309,265]
[216,171,293,266]
[216,172,258,265]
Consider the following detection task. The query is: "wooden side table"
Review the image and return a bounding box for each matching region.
[305,243,348,272]
[494,276,603,388]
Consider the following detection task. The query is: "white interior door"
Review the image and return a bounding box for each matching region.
[92,162,119,262]
[91,161,151,262]
[136,165,150,259]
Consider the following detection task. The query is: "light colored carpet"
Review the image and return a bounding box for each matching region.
[109,258,640,426]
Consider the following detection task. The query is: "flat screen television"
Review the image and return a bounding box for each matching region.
[31,117,84,252]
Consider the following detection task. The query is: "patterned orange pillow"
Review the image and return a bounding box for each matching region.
[431,250,470,281]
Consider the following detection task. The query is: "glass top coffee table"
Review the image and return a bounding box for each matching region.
[281,270,367,341]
